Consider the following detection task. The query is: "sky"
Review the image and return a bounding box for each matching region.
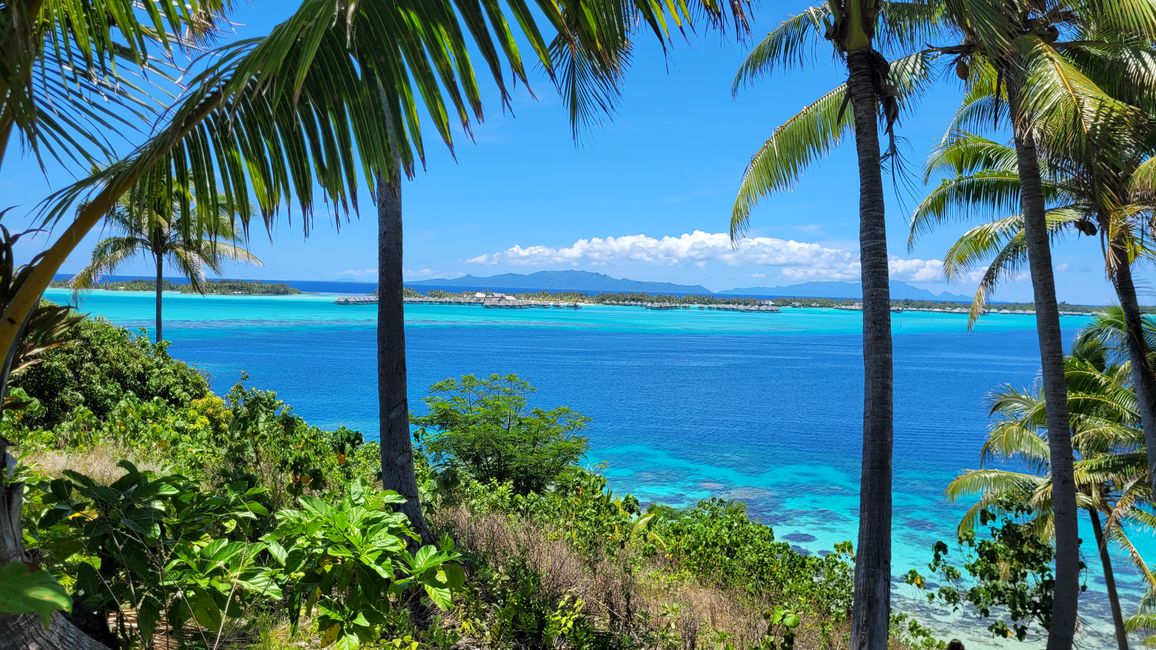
[4,2,1151,304]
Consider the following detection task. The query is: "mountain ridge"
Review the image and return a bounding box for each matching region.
[408,270,713,294]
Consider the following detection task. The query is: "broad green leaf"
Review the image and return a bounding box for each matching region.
[0,562,72,625]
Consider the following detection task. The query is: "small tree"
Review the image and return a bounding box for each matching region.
[905,502,1086,643]
[413,375,588,495]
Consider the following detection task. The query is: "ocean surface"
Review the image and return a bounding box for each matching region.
[46,288,1151,647]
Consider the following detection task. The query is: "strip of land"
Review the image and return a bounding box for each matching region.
[49,279,302,295]
[330,288,1128,316]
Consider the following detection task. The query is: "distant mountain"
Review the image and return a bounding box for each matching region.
[719,281,971,302]
[408,270,712,295]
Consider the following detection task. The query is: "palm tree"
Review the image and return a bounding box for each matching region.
[920,5,1156,644]
[369,3,749,543]
[947,326,1154,649]
[70,192,259,343]
[729,4,942,645]
[0,3,752,640]
[909,42,1156,503]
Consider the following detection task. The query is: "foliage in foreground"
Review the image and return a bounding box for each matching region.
[0,316,941,648]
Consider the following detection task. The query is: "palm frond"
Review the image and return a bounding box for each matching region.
[924,133,1018,181]
[734,49,938,236]
[732,5,830,93]
[69,236,147,296]
[731,84,851,236]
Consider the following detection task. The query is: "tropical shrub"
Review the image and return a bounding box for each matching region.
[22,464,463,649]
[414,374,589,495]
[652,499,855,619]
[24,461,274,647]
[10,317,209,428]
[271,481,464,648]
[905,502,1083,642]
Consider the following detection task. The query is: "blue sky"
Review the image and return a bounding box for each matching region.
[5,2,1150,304]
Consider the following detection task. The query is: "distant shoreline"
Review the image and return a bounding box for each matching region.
[48,279,302,296]
[341,288,1109,317]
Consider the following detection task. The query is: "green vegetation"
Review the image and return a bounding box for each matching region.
[415,374,589,495]
[0,315,939,649]
[908,503,1069,642]
[51,279,301,296]
[10,314,209,430]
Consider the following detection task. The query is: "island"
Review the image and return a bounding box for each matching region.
[329,288,1135,317]
[50,279,303,295]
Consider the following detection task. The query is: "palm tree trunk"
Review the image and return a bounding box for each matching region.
[154,252,164,343]
[0,612,109,650]
[1109,236,1156,497]
[846,49,894,650]
[376,170,431,544]
[1089,508,1129,650]
[1005,76,1080,650]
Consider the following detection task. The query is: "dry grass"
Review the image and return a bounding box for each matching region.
[28,445,164,484]
[434,506,849,649]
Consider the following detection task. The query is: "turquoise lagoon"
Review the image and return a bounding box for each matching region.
[46,288,1144,646]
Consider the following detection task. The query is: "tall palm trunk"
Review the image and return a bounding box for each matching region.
[1005,76,1080,650]
[155,251,164,343]
[376,170,431,544]
[846,49,894,650]
[1089,508,1128,650]
[1109,235,1156,497]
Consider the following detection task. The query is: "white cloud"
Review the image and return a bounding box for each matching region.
[888,258,946,283]
[467,230,954,284]
[467,230,855,269]
[404,268,444,281]
[334,268,376,278]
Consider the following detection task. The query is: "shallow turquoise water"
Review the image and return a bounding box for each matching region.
[48,288,1146,646]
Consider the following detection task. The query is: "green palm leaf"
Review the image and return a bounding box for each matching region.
[732,49,937,235]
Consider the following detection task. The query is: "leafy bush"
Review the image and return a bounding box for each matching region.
[414,374,588,495]
[7,378,380,512]
[25,461,274,647]
[652,499,855,619]
[905,502,1084,642]
[10,317,209,428]
[271,481,464,648]
[23,463,462,649]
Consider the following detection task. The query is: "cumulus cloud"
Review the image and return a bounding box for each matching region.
[466,230,953,284]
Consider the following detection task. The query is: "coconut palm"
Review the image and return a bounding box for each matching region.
[70,192,259,343]
[0,3,752,639]
[729,4,944,644]
[947,327,1153,649]
[909,42,1156,506]
[918,4,1156,644]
